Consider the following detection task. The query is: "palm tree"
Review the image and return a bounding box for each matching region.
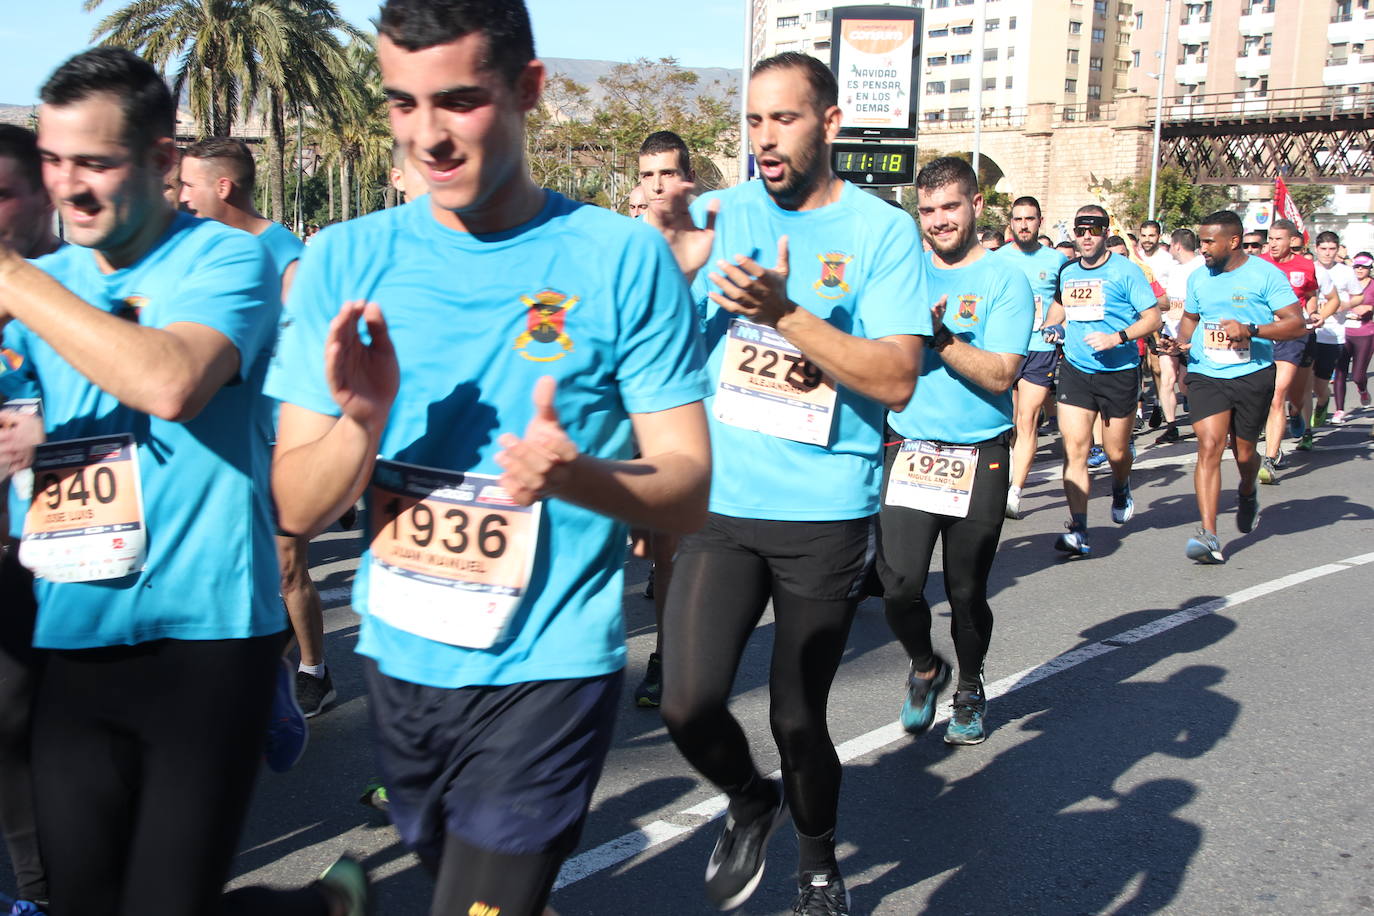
[86,0,360,223]
[332,37,392,220]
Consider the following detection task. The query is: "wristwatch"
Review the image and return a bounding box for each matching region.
[1247,323,1260,339]
[1117,330,1130,344]
[928,325,954,350]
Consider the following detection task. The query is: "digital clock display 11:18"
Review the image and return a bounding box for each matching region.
[835,149,906,173]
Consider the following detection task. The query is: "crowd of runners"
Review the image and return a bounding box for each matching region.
[0,1,1370,915]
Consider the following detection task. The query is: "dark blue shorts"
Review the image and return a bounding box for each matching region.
[1015,348,1059,389]
[365,660,622,858]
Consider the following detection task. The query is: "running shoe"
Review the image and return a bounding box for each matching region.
[265,657,308,773]
[1258,456,1279,485]
[1148,404,1164,429]
[1159,423,1180,444]
[1286,414,1305,440]
[1086,445,1108,468]
[5,901,45,916]
[1362,391,1371,408]
[791,870,851,916]
[1312,404,1330,428]
[1272,449,1287,470]
[1054,525,1091,558]
[296,668,337,719]
[1004,489,1021,520]
[900,656,951,735]
[1110,483,1134,524]
[634,652,662,708]
[1296,431,1314,451]
[318,856,372,916]
[642,566,655,600]
[358,778,390,813]
[1185,528,1225,564]
[944,690,988,745]
[1331,410,1347,425]
[1237,490,1260,534]
[705,785,788,910]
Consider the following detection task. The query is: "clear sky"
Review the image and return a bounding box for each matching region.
[0,0,744,105]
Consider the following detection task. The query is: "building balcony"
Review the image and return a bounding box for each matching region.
[1177,20,1212,44]
[1235,54,1272,78]
[1237,11,1275,35]
[1175,61,1207,85]
[1329,14,1374,44]
[1324,59,1374,86]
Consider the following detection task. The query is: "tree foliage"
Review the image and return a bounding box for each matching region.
[1108,165,1235,231]
[528,57,738,206]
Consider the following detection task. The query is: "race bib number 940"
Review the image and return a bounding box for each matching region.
[1063,280,1106,321]
[884,440,978,518]
[367,461,540,650]
[19,433,146,582]
[714,318,838,446]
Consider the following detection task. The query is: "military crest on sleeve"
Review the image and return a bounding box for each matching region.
[514,289,579,362]
[814,253,853,299]
[955,294,981,326]
[114,295,148,323]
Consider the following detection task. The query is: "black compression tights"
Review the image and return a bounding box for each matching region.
[877,442,1008,690]
[660,549,858,837]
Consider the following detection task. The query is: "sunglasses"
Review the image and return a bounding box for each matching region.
[1355,263,1373,269]
[1073,226,1106,238]
[1242,243,1263,250]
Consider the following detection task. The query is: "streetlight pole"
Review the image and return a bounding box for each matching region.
[972,0,985,179]
[739,0,753,183]
[1147,0,1173,222]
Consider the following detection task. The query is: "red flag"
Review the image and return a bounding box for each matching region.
[1274,175,1308,244]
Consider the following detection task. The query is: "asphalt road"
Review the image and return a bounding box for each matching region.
[8,410,1374,915]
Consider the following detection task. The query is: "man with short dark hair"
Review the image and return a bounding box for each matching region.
[879,157,1031,747]
[995,195,1065,518]
[1040,205,1160,556]
[0,120,59,915]
[652,50,928,914]
[1259,219,1336,481]
[267,2,712,913]
[1138,218,1175,288]
[0,47,371,915]
[1166,210,1304,562]
[978,226,1003,250]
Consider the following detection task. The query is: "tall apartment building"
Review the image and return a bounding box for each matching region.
[751,0,1136,122]
[1127,0,1374,108]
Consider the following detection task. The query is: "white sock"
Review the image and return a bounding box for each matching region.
[1008,485,1022,499]
[298,662,326,679]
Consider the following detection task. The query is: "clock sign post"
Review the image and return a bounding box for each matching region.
[829,5,922,188]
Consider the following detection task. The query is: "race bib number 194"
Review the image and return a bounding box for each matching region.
[367,461,540,650]
[19,433,147,582]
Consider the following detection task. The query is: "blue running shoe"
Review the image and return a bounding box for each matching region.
[1185,528,1225,564]
[1086,445,1108,468]
[1236,490,1259,534]
[318,856,372,916]
[944,690,988,745]
[1054,524,1091,558]
[900,656,951,735]
[1110,483,1134,524]
[1287,414,1304,440]
[265,657,308,773]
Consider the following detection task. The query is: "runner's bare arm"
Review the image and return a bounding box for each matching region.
[1313,286,1341,324]
[1244,302,1306,341]
[0,410,44,479]
[1176,311,1200,350]
[273,300,398,537]
[0,255,242,421]
[926,296,1023,394]
[1083,306,1162,352]
[650,198,718,282]
[496,377,710,533]
[707,238,923,411]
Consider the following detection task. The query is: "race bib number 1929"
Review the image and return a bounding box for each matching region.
[19,433,147,582]
[884,440,978,518]
[714,318,838,446]
[367,461,540,650]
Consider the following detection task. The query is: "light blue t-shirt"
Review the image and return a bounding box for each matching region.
[256,222,305,278]
[1185,254,1298,379]
[689,180,930,521]
[888,250,1033,444]
[265,193,709,690]
[993,242,1065,352]
[1056,252,1158,373]
[1,212,283,649]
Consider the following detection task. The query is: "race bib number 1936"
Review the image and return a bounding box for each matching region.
[19,433,147,582]
[367,461,540,650]
[714,318,838,446]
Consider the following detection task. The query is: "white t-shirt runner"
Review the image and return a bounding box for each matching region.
[1316,261,1362,345]
[1164,255,1205,338]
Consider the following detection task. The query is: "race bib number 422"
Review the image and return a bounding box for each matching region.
[713,318,838,446]
[1063,280,1106,322]
[19,433,147,582]
[367,461,540,650]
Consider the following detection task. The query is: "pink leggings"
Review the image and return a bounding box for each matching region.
[1335,334,1374,411]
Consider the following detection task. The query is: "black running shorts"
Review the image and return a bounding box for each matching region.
[1184,364,1276,442]
[1055,358,1138,419]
